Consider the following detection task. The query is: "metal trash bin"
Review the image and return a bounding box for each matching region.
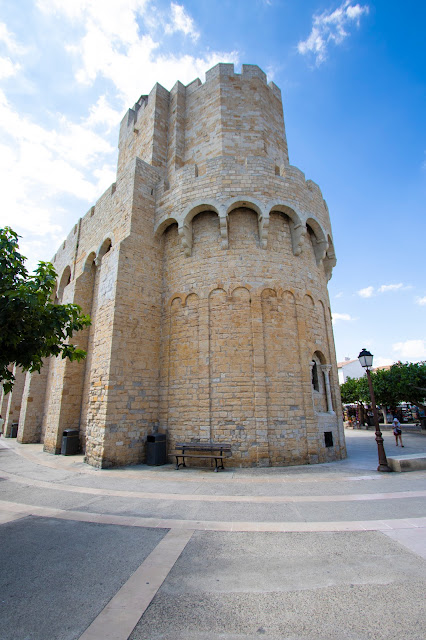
[10,423,18,438]
[61,429,80,455]
[146,433,167,466]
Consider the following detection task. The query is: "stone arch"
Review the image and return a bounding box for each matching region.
[323,234,336,280]
[282,288,296,303]
[179,200,222,256]
[183,292,199,307]
[57,265,71,302]
[313,349,326,365]
[168,294,184,308]
[230,286,251,303]
[96,235,114,265]
[191,211,221,258]
[84,250,97,273]
[305,217,328,266]
[268,203,304,255]
[261,287,278,300]
[154,217,178,240]
[226,197,267,249]
[311,349,333,414]
[304,293,315,309]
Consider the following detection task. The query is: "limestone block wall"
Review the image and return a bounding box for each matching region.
[3,365,25,436]
[156,201,343,466]
[16,62,345,468]
[17,365,49,444]
[118,64,288,182]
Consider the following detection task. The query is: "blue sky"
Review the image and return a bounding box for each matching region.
[0,0,425,366]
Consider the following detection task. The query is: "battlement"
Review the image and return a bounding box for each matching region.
[121,63,280,134]
[117,62,288,177]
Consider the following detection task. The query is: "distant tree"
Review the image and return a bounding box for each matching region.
[340,376,369,424]
[0,227,91,394]
[388,361,426,412]
[340,376,361,404]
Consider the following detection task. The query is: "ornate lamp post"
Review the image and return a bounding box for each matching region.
[358,348,392,472]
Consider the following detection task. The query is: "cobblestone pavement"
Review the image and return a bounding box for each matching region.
[1,429,425,640]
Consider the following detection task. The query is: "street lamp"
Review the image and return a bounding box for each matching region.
[358,349,392,472]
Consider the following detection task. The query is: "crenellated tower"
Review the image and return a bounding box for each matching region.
[14,63,345,468]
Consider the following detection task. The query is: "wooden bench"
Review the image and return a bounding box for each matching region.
[174,442,232,472]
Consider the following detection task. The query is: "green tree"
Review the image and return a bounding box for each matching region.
[388,361,426,411]
[340,376,361,404]
[0,227,91,394]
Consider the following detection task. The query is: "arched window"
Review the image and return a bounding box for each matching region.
[311,361,319,391]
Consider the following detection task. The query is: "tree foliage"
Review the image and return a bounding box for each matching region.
[0,227,91,394]
[388,361,426,410]
[340,362,426,411]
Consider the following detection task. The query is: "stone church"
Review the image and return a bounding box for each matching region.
[4,63,346,468]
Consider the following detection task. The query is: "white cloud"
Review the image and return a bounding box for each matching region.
[298,1,369,66]
[0,56,20,79]
[357,286,374,298]
[332,312,353,324]
[416,296,426,306]
[0,0,239,273]
[165,3,200,41]
[38,0,237,105]
[378,283,403,293]
[393,340,426,361]
[0,87,116,269]
[0,22,27,55]
[84,95,123,132]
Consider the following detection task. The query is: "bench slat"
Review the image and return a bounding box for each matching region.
[175,454,225,459]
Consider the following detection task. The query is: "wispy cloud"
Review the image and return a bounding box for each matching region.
[416,296,426,306]
[0,1,238,270]
[165,3,200,41]
[357,283,410,298]
[378,283,403,293]
[332,312,354,324]
[393,339,426,361]
[297,1,369,66]
[38,0,237,105]
[357,286,374,298]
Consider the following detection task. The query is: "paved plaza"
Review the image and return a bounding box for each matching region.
[0,428,425,639]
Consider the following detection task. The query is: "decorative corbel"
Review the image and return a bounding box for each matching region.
[315,239,328,265]
[178,222,192,257]
[323,254,337,281]
[258,214,269,249]
[291,222,305,256]
[219,215,229,250]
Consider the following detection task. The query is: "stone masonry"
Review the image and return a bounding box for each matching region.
[14,63,346,468]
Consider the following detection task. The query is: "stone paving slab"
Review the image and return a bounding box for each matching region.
[0,516,167,640]
[130,530,426,640]
[0,431,425,640]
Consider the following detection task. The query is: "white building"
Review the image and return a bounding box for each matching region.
[337,358,366,384]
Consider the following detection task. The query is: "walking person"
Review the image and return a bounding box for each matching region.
[393,417,403,447]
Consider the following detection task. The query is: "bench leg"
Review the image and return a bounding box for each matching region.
[214,457,224,472]
[175,456,186,470]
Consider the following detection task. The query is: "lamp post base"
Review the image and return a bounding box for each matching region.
[377,463,392,472]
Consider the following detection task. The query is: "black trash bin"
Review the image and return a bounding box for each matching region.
[146,433,167,466]
[10,423,18,438]
[61,429,80,455]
